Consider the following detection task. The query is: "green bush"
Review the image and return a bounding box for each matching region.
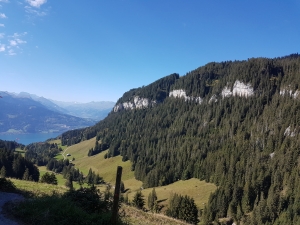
[40,172,58,185]
[63,186,108,214]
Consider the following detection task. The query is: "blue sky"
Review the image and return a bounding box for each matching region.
[1,0,299,103]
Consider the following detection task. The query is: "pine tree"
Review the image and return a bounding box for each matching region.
[65,174,73,190]
[132,191,145,210]
[85,168,93,185]
[40,172,57,185]
[148,188,157,211]
[0,166,6,178]
[22,167,30,180]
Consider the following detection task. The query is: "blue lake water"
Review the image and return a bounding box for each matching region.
[0,132,62,145]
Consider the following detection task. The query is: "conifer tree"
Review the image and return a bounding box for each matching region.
[22,167,30,180]
[132,191,145,210]
[148,188,157,211]
[40,172,57,185]
[65,174,73,190]
[0,166,6,178]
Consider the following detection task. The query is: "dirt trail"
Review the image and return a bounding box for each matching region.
[62,147,70,160]
[0,192,24,225]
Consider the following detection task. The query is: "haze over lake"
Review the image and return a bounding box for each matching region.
[0,132,62,145]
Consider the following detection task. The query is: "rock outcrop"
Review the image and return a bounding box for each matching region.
[169,89,202,103]
[114,80,255,113]
[284,126,296,137]
[113,96,156,112]
[222,80,254,98]
[280,88,299,99]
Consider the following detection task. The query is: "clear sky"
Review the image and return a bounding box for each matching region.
[1,0,299,103]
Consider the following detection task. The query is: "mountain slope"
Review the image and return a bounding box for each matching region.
[52,100,115,120]
[16,92,115,121]
[0,92,96,134]
[61,54,300,224]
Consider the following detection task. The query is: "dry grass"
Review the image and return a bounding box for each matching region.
[8,178,192,225]
[121,204,190,225]
[9,178,68,196]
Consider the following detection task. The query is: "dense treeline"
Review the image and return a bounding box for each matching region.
[88,140,108,156]
[0,139,24,151]
[0,146,39,181]
[166,193,199,224]
[61,54,300,224]
[116,73,179,104]
[25,142,102,185]
[25,142,62,166]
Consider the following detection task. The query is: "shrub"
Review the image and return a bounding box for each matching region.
[40,172,58,185]
[63,186,108,214]
[132,191,145,210]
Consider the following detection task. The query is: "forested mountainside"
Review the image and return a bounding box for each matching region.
[62,54,300,224]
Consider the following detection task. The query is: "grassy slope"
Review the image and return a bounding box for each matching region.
[54,137,216,210]
[62,138,139,184]
[121,204,190,225]
[127,178,216,210]
[8,137,217,224]
[7,178,191,225]
[38,166,87,189]
[9,178,68,195]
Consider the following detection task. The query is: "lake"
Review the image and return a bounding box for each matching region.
[0,132,62,145]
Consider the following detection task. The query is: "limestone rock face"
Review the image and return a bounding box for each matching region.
[209,95,218,104]
[280,88,299,99]
[169,89,187,99]
[222,81,254,98]
[134,96,151,109]
[232,81,254,97]
[114,80,257,113]
[284,126,296,137]
[221,87,233,98]
[169,89,202,103]
[113,96,156,112]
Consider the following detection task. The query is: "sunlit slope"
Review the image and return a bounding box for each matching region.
[63,137,96,160]
[9,178,68,195]
[127,178,216,210]
[60,138,216,209]
[63,138,140,186]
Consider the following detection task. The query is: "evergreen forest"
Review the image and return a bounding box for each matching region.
[0,140,39,181]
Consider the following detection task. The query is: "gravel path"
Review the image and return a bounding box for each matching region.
[0,192,24,225]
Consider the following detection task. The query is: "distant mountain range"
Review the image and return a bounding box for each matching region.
[0,91,115,134]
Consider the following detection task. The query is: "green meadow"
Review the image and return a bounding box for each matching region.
[48,138,216,210]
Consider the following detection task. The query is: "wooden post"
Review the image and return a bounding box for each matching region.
[110,166,123,225]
